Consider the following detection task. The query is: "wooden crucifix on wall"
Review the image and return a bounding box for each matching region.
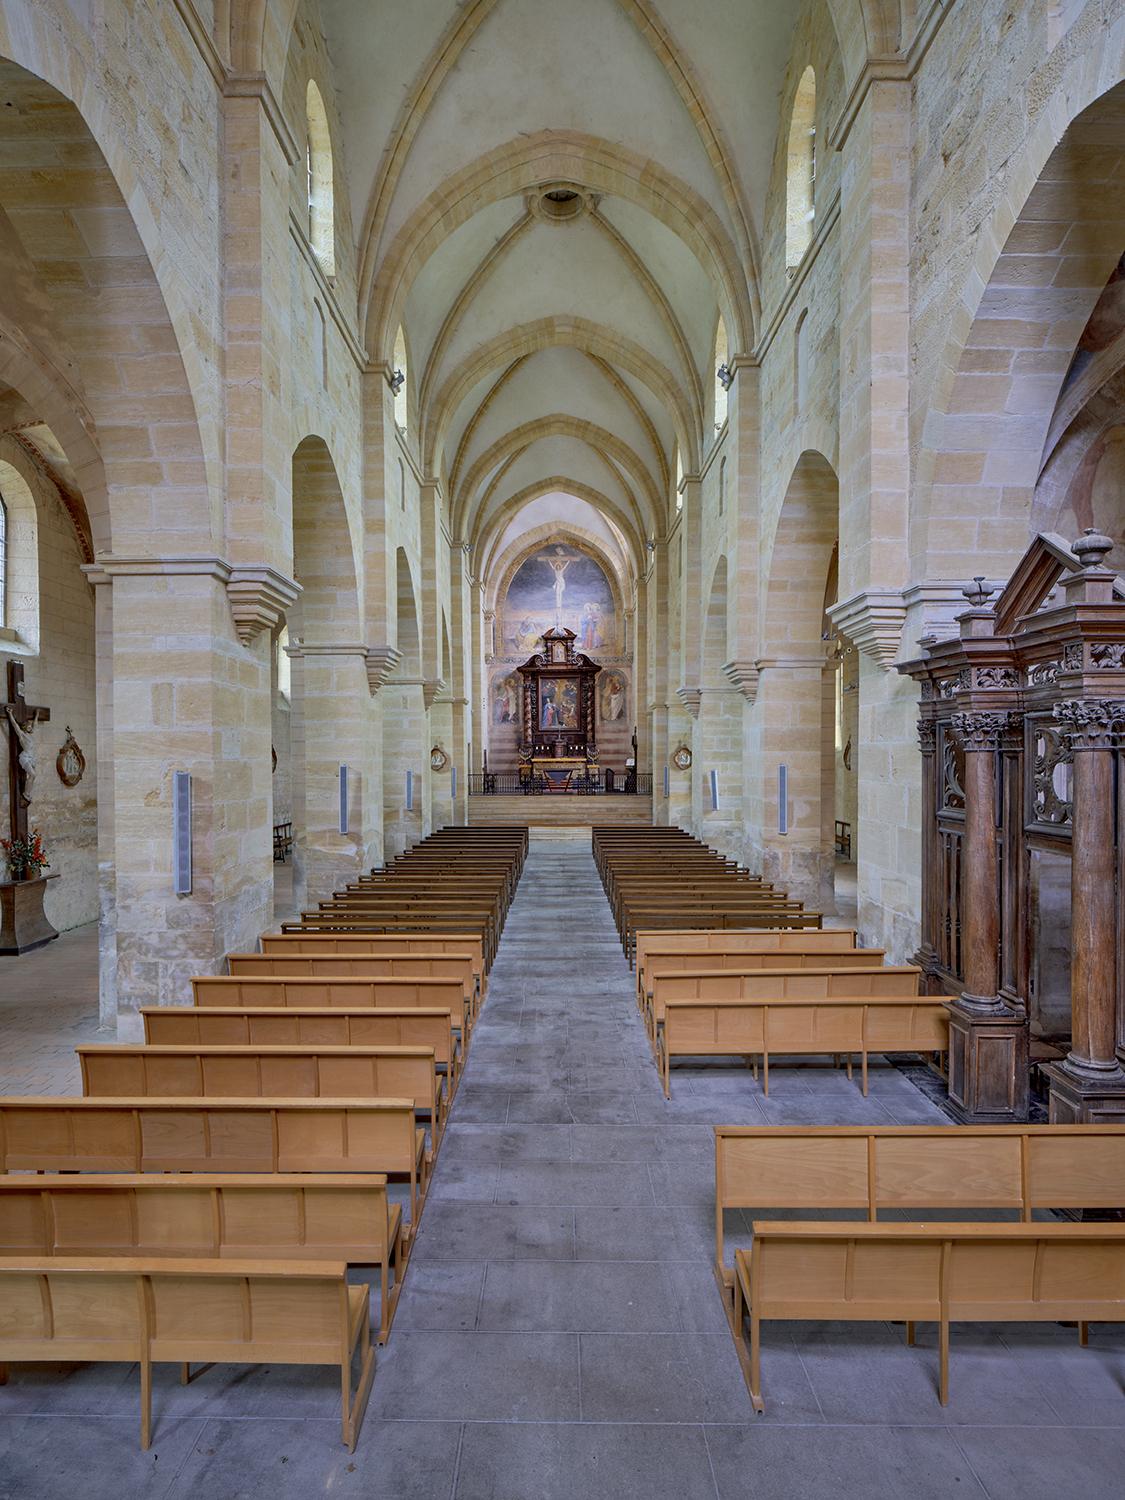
[2,660,50,845]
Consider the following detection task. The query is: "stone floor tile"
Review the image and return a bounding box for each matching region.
[476,1258,682,1333]
[370,1332,580,1420]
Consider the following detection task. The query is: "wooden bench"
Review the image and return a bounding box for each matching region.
[634,927,863,1001]
[195,973,472,1037]
[258,932,486,999]
[144,1007,462,1092]
[77,1043,446,1138]
[712,1123,1125,1292]
[285,909,498,967]
[0,1256,374,1449]
[659,992,946,1096]
[733,1222,1125,1412]
[0,1096,429,1225]
[648,964,919,1051]
[272,821,294,863]
[226,952,477,1016]
[621,907,824,959]
[0,1172,405,1343]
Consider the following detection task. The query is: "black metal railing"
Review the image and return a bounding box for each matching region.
[468,771,653,796]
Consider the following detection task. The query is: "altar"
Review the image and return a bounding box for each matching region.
[515,626,601,771]
[531,755,593,792]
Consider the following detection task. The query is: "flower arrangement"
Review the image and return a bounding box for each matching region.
[1,828,49,880]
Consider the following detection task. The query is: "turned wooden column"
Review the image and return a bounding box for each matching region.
[952,711,1009,1013]
[944,709,1028,1122]
[913,717,940,986]
[1054,701,1125,1086]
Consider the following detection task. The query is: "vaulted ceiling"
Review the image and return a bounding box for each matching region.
[310,0,878,581]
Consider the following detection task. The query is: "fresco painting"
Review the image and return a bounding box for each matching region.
[600,670,626,722]
[500,545,616,655]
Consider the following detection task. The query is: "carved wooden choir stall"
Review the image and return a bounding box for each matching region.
[515,627,601,789]
[901,530,1125,1126]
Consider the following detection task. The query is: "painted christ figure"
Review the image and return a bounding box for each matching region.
[537,546,576,622]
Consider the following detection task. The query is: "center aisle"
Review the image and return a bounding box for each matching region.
[371,835,950,1499]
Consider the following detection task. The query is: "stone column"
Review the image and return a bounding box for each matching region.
[944,709,1028,1122]
[697,683,745,860]
[754,656,834,909]
[287,643,374,908]
[1046,700,1125,1123]
[914,717,941,986]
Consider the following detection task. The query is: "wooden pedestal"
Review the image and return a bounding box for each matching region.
[945,998,1029,1123]
[0,873,59,955]
[1043,1061,1125,1125]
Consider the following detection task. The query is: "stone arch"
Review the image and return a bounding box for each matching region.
[394,547,422,678]
[756,450,840,910]
[0,451,39,649]
[290,436,360,641]
[0,51,217,551]
[915,67,1125,579]
[475,478,645,578]
[486,528,628,633]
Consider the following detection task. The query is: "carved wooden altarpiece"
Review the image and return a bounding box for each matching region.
[516,627,601,771]
[900,530,1125,1125]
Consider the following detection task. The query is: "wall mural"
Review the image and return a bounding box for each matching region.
[500,546,616,655]
[487,542,632,770]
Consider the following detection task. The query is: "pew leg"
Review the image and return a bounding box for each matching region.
[938,1318,950,1407]
[1079,1321,1090,1347]
[750,1311,764,1415]
[846,1055,853,1081]
[751,1056,759,1082]
[762,1051,769,1097]
[862,1050,869,1097]
[180,1362,191,1385]
[140,1354,153,1451]
[0,1363,8,1386]
[906,1321,916,1347]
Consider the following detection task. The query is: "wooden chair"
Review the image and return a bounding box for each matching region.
[0,1257,374,1449]
[0,1172,405,1343]
[0,1096,429,1228]
[733,1222,1125,1412]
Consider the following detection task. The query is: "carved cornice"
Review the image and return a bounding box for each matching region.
[1054,699,1124,752]
[223,74,301,166]
[676,686,702,720]
[827,589,908,668]
[951,710,1021,752]
[226,565,301,646]
[422,678,446,711]
[365,646,403,696]
[284,642,366,660]
[721,658,759,702]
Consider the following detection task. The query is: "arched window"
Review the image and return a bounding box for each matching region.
[0,492,7,627]
[674,443,683,511]
[276,625,291,699]
[393,325,408,433]
[785,66,816,270]
[305,80,335,276]
[713,315,729,432]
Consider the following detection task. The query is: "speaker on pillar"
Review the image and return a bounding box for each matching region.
[778,764,789,835]
[338,765,349,834]
[405,769,414,811]
[709,769,719,811]
[173,772,192,895]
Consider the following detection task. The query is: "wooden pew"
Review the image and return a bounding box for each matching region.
[0,1256,374,1449]
[194,973,471,1038]
[712,1122,1125,1292]
[284,908,498,967]
[634,928,864,1004]
[257,932,487,1000]
[226,952,476,1018]
[144,1007,462,1092]
[648,964,919,1050]
[620,905,823,958]
[77,1043,445,1139]
[0,1172,405,1343]
[733,1222,1125,1412]
[0,1095,428,1225]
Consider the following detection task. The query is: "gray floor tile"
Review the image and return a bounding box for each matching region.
[578,1332,759,1423]
[477,1258,682,1332]
[0,1413,204,1499]
[952,1424,1125,1499]
[497,1161,656,1206]
[455,1422,719,1500]
[392,1260,487,1330]
[370,1332,580,1420]
[412,1202,577,1260]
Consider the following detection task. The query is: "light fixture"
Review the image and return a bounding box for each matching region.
[389,368,405,395]
[717,363,733,391]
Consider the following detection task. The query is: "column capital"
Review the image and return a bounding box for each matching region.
[1054,699,1123,751]
[951,709,1020,752]
[916,718,937,755]
[676,686,702,719]
[80,555,300,646]
[364,646,403,696]
[827,589,907,668]
[721,658,759,701]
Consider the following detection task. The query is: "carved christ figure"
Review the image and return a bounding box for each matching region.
[5,705,38,806]
[537,546,576,622]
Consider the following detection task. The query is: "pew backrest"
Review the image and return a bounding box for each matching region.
[0,1096,421,1175]
[192,975,468,1028]
[713,1123,1125,1273]
[143,1006,458,1068]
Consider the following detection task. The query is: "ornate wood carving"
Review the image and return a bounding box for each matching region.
[899,530,1125,1124]
[515,626,601,763]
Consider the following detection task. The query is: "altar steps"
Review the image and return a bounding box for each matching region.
[467,794,653,827]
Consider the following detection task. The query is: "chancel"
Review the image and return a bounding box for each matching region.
[1,0,1124,1493]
